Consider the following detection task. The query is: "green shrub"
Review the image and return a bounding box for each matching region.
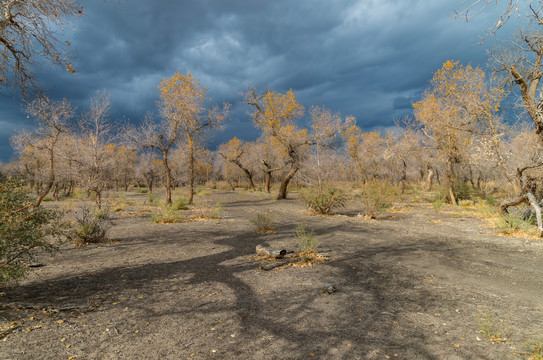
[359,180,397,218]
[147,193,160,206]
[251,212,276,233]
[296,223,319,253]
[151,206,185,224]
[210,202,223,219]
[68,206,112,247]
[171,197,189,211]
[0,177,64,283]
[432,192,446,211]
[195,188,211,197]
[494,212,534,235]
[42,194,54,202]
[71,188,89,200]
[485,195,496,206]
[299,185,348,215]
[137,188,148,193]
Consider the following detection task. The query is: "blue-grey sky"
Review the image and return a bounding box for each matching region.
[0,0,517,162]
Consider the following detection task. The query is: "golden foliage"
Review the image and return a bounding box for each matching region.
[255,90,305,135]
[413,60,503,160]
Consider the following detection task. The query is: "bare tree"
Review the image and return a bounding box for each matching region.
[75,90,115,206]
[10,96,74,206]
[135,152,160,193]
[0,0,82,96]
[127,112,180,206]
[217,137,256,190]
[456,0,543,40]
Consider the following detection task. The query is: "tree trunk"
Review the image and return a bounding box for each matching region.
[425,168,434,191]
[35,148,55,207]
[527,192,543,235]
[446,160,457,206]
[448,185,457,206]
[499,192,543,236]
[162,152,172,206]
[231,159,255,190]
[265,172,271,193]
[400,159,407,194]
[188,139,195,205]
[277,167,299,200]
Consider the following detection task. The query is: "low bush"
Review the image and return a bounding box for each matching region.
[296,223,318,252]
[494,212,535,235]
[359,180,397,218]
[432,191,446,211]
[210,202,223,219]
[299,185,347,215]
[68,205,112,247]
[151,205,186,224]
[146,193,160,206]
[171,197,189,211]
[251,212,276,233]
[191,202,224,220]
[0,177,64,283]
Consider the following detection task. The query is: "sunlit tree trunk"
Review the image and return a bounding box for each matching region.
[277,167,298,200]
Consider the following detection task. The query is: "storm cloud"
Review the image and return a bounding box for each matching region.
[0,0,514,161]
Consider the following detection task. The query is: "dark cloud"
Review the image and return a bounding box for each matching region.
[0,0,514,160]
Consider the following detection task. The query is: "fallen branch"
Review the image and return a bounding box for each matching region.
[0,325,21,339]
[4,303,91,312]
[260,257,304,271]
[499,191,543,235]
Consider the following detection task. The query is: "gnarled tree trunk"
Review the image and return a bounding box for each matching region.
[277,167,299,200]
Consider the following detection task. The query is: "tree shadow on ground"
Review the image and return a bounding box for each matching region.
[2,216,498,359]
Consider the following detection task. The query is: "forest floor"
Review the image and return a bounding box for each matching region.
[1,189,543,360]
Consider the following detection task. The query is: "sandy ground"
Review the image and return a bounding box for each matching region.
[1,190,543,359]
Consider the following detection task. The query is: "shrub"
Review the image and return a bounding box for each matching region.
[296,223,319,252]
[151,206,185,224]
[147,193,160,206]
[476,309,507,342]
[68,205,112,247]
[171,197,189,211]
[210,202,223,219]
[299,185,348,215]
[485,195,496,206]
[71,188,89,200]
[251,212,276,233]
[0,177,63,283]
[432,191,446,211]
[359,180,397,218]
[195,188,211,197]
[494,212,535,235]
[190,202,224,220]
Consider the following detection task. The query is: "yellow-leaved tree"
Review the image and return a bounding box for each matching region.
[247,88,353,199]
[132,72,229,205]
[217,137,256,190]
[158,72,229,204]
[413,60,503,205]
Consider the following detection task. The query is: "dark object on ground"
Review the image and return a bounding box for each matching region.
[322,283,337,294]
[256,245,287,259]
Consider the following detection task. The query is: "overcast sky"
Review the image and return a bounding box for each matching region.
[0,0,516,162]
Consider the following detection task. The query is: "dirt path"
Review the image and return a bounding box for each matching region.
[1,190,543,359]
